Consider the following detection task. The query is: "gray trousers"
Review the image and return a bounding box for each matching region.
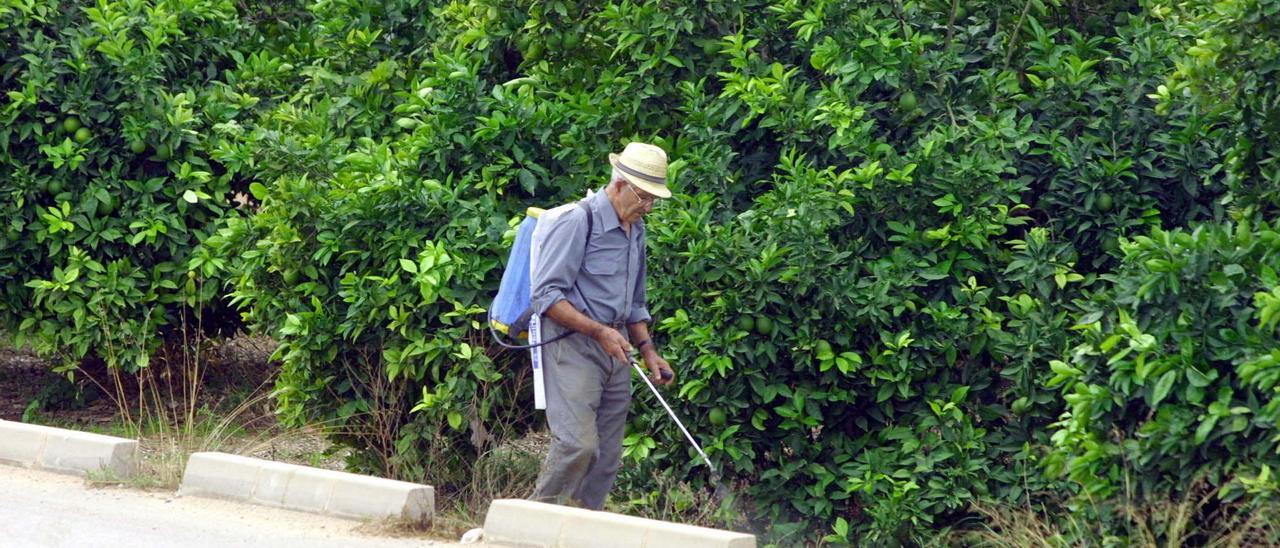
[530,319,632,510]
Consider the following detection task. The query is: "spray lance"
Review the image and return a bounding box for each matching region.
[630,359,731,500]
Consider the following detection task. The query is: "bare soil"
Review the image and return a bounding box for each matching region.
[0,347,103,423]
[0,338,348,470]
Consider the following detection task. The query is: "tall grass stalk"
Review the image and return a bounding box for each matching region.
[958,486,1280,547]
[82,288,290,488]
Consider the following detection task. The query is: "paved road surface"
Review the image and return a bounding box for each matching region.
[0,465,478,548]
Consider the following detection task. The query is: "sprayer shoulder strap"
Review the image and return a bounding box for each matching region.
[569,200,594,309]
[578,201,593,254]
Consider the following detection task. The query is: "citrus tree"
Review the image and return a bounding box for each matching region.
[0,0,256,378]
[201,0,1251,541]
[6,0,1274,543]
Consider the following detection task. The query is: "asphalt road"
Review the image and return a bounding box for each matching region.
[0,465,476,548]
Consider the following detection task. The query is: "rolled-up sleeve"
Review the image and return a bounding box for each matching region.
[531,208,588,315]
[628,228,652,324]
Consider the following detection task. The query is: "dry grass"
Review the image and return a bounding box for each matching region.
[957,493,1280,548]
[421,431,549,539]
[608,474,754,534]
[59,321,352,490]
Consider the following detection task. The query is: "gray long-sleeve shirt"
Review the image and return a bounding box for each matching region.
[530,189,650,325]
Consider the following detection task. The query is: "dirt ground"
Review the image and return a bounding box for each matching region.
[0,339,347,470]
[0,347,111,423]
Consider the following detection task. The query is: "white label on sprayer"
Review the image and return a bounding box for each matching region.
[530,313,545,410]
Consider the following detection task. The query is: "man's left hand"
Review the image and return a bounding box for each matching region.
[644,352,674,387]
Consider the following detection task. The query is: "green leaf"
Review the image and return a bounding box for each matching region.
[249,182,269,200]
[447,411,464,430]
[399,258,418,274]
[182,189,198,203]
[876,383,895,402]
[1099,334,1124,352]
[1185,366,1215,388]
[1194,416,1218,444]
[518,169,537,193]
[1049,360,1080,377]
[1152,370,1177,407]
[834,517,849,537]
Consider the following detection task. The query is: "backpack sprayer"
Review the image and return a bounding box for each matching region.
[489,200,593,409]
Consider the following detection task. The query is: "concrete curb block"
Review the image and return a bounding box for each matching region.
[0,419,138,478]
[178,452,434,523]
[483,499,756,548]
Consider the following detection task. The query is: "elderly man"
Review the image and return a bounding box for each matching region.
[529,142,676,510]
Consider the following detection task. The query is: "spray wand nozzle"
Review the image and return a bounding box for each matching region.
[630,360,726,493]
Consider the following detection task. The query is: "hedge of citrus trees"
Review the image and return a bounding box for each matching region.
[4,0,1279,543]
[1,0,255,377]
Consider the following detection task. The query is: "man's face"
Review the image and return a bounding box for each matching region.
[620,181,657,222]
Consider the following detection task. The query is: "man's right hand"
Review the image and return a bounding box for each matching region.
[594,326,633,363]
[545,301,634,363]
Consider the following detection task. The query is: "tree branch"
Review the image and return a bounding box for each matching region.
[1003,0,1035,72]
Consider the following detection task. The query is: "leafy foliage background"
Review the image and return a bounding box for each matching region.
[3,0,1278,543]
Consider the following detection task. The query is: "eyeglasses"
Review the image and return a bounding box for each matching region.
[626,183,656,206]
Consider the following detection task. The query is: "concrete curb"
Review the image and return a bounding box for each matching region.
[0,419,139,478]
[483,499,756,548]
[178,452,434,524]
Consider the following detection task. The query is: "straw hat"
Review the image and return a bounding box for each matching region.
[609,142,671,199]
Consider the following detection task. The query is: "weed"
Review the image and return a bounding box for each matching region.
[956,486,1280,547]
[610,474,753,533]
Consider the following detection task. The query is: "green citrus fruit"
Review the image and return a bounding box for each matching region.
[1096,192,1113,212]
[954,5,968,19]
[736,315,755,333]
[525,42,544,62]
[74,127,92,144]
[898,91,918,112]
[708,407,727,426]
[1011,397,1031,415]
[129,140,147,154]
[755,315,774,336]
[283,269,300,285]
[98,195,116,215]
[62,117,82,133]
[155,145,171,160]
[46,179,65,195]
[1103,235,1120,255]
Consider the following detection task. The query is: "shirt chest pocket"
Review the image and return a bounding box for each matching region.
[583,244,626,276]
